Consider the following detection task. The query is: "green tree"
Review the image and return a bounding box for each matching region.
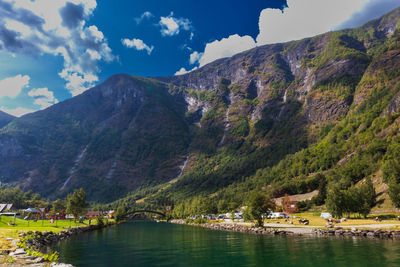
[358,178,376,218]
[50,199,66,217]
[326,184,346,218]
[66,188,87,222]
[115,205,127,222]
[247,192,275,227]
[389,181,400,208]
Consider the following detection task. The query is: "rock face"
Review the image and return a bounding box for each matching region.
[1,7,400,201]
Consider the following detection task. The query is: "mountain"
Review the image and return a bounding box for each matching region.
[1,7,400,206]
[0,110,15,128]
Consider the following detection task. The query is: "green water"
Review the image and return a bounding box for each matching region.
[55,221,400,267]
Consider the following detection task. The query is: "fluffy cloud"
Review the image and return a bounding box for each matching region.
[159,12,192,36]
[135,11,153,24]
[174,66,198,76]
[181,0,400,72]
[199,34,256,67]
[0,74,30,98]
[1,106,34,117]
[28,87,59,109]
[189,51,203,65]
[121,38,154,55]
[0,0,115,96]
[257,0,371,45]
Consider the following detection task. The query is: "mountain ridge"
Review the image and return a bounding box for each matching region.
[0,7,400,206]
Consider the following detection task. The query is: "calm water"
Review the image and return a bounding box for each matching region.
[55,221,400,267]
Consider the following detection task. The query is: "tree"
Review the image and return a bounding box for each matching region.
[389,181,400,208]
[358,178,376,218]
[326,184,346,218]
[50,199,66,217]
[115,205,127,222]
[247,192,275,227]
[66,188,87,222]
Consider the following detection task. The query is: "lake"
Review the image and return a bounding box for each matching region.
[55,221,400,266]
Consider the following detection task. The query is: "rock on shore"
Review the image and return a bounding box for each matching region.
[169,220,400,240]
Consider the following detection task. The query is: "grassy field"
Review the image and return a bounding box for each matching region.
[0,216,106,251]
[264,212,400,227]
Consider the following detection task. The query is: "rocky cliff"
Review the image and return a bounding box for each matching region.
[0,7,400,202]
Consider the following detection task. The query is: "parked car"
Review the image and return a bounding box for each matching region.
[269,212,289,219]
[217,214,226,220]
[234,212,243,219]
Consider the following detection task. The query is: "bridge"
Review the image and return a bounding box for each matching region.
[126,209,166,219]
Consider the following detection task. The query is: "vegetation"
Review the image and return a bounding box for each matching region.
[326,178,376,218]
[115,205,127,222]
[66,188,87,222]
[246,192,275,227]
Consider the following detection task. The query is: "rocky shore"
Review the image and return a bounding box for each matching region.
[4,222,115,266]
[169,219,400,240]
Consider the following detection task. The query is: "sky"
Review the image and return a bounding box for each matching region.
[0,0,399,117]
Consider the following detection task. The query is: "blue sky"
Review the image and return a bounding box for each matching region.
[0,0,399,116]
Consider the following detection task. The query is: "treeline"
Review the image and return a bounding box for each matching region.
[0,186,46,209]
[326,178,376,218]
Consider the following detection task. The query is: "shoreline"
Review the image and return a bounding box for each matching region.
[3,221,115,266]
[169,219,400,240]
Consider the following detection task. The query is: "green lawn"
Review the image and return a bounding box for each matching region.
[0,216,112,251]
[0,215,95,230]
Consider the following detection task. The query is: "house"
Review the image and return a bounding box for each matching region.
[86,211,103,219]
[24,208,45,219]
[107,210,115,219]
[0,204,13,213]
[283,198,298,214]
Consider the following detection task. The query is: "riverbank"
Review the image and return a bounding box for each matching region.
[1,221,115,266]
[169,219,400,240]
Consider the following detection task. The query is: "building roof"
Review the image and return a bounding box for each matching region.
[0,204,13,213]
[86,211,103,216]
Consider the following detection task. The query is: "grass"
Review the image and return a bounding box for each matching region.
[264,212,400,227]
[0,216,112,251]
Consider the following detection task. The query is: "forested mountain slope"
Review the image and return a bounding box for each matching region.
[1,7,400,207]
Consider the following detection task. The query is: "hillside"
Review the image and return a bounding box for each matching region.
[1,7,400,209]
[0,110,14,128]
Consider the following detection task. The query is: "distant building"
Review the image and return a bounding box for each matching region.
[107,210,115,219]
[86,211,103,219]
[282,196,298,214]
[0,204,13,213]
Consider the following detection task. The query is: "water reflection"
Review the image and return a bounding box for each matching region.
[55,221,400,267]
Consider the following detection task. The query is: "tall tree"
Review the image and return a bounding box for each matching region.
[50,199,66,217]
[66,188,87,222]
[247,192,275,227]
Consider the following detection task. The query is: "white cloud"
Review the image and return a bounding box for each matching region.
[199,34,256,67]
[337,0,400,29]
[0,75,30,98]
[174,67,198,76]
[28,87,59,109]
[256,0,369,45]
[59,68,99,96]
[189,51,203,65]
[159,12,192,36]
[135,11,153,24]
[121,38,154,55]
[1,106,34,117]
[0,0,115,97]
[177,0,400,74]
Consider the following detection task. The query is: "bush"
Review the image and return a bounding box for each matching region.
[96,216,104,226]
